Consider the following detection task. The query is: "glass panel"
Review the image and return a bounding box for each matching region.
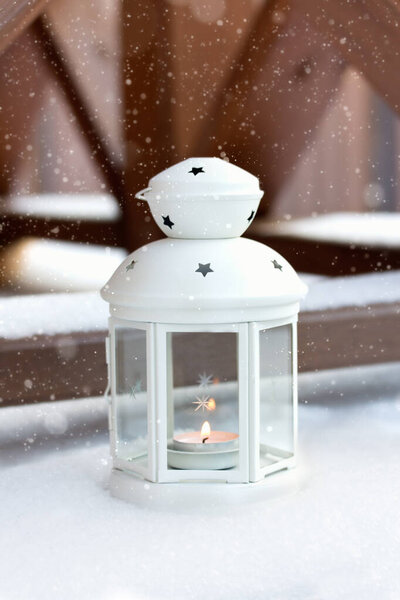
[166,332,239,471]
[114,327,148,469]
[259,325,293,470]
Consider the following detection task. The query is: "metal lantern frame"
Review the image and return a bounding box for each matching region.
[102,157,306,488]
[106,314,298,484]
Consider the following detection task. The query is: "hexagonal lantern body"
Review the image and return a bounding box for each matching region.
[101,158,307,484]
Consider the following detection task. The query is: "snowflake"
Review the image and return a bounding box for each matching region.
[197,372,213,388]
[130,379,142,400]
[193,394,211,412]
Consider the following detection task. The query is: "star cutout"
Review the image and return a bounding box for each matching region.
[126,259,136,271]
[197,372,213,388]
[247,210,255,222]
[196,263,214,277]
[188,167,204,176]
[272,259,283,271]
[129,379,142,400]
[162,215,174,229]
[193,394,211,412]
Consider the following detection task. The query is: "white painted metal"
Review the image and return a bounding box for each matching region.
[101,237,306,324]
[101,158,307,489]
[135,157,264,239]
[154,323,168,482]
[109,319,154,481]
[248,318,297,482]
[147,323,157,482]
[108,299,301,326]
[248,322,260,483]
[109,321,117,465]
[291,321,299,469]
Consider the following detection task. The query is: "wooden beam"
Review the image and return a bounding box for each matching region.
[195,0,345,212]
[121,0,179,251]
[31,15,126,224]
[0,331,108,407]
[1,214,120,247]
[247,230,400,275]
[0,0,49,54]
[304,0,400,113]
[1,300,399,406]
[197,0,400,212]
[299,302,400,371]
[0,29,48,195]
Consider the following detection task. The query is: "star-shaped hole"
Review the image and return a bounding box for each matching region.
[162,215,174,229]
[129,379,142,400]
[272,259,283,271]
[197,372,213,388]
[188,167,205,176]
[126,259,136,271]
[195,262,214,277]
[193,394,211,412]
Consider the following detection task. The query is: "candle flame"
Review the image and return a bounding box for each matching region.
[207,398,216,411]
[201,420,211,442]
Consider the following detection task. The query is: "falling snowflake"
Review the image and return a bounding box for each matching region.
[193,394,211,412]
[130,379,142,400]
[197,372,213,388]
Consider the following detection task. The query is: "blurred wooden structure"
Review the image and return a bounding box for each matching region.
[2,296,399,406]
[0,0,399,258]
[122,0,400,251]
[1,0,400,405]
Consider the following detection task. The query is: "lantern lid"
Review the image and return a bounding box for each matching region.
[136,157,264,240]
[101,237,307,324]
[137,157,263,202]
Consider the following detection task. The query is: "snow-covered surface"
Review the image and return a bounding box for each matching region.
[300,269,400,312]
[1,238,127,294]
[1,362,400,600]
[1,270,400,339]
[258,212,400,248]
[2,193,121,221]
[0,290,108,339]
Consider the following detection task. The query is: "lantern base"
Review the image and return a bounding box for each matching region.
[109,465,300,512]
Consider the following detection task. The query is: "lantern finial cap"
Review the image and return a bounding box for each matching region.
[135,157,264,239]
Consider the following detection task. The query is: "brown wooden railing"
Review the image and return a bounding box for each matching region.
[1,300,399,406]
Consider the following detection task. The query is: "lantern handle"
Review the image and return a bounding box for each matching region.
[135,187,152,201]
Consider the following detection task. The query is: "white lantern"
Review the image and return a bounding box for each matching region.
[101,158,307,490]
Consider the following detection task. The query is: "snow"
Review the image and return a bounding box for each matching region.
[300,269,400,312]
[258,212,400,248]
[1,238,127,294]
[0,291,108,339]
[1,269,400,339]
[1,362,400,600]
[2,193,121,221]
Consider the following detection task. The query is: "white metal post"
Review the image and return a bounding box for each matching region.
[237,323,249,482]
[155,323,168,482]
[147,323,157,482]
[248,322,260,482]
[166,332,174,440]
[291,320,298,466]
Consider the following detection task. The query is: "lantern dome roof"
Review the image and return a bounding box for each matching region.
[140,157,262,201]
[101,237,307,324]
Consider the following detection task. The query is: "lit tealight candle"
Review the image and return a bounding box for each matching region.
[168,421,239,470]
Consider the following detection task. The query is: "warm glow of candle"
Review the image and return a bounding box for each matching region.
[207,398,216,411]
[201,421,211,442]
